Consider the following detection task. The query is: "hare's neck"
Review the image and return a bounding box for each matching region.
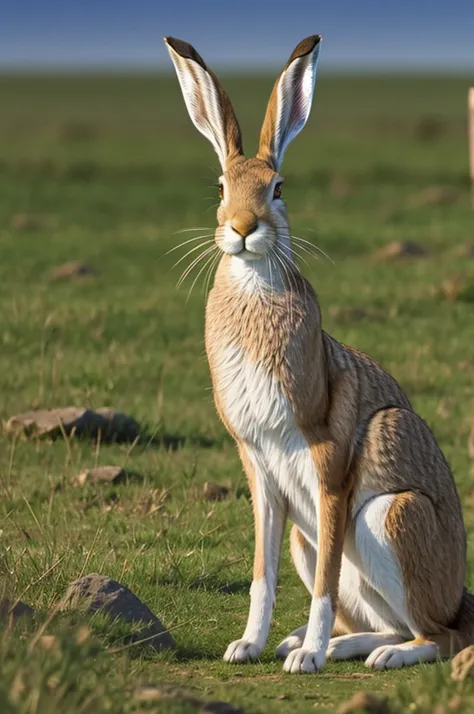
[206,255,328,419]
[208,253,324,359]
[216,252,297,297]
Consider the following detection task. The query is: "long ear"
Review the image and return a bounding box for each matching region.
[257,35,322,171]
[164,37,244,170]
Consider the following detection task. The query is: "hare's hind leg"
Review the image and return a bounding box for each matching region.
[359,408,466,669]
[337,407,466,669]
[357,489,464,669]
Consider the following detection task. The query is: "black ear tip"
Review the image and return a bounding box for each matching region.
[163,36,208,69]
[289,35,322,63]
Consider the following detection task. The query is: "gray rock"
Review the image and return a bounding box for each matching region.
[10,213,55,231]
[374,240,428,261]
[73,466,129,486]
[49,261,95,280]
[4,407,140,443]
[134,686,244,713]
[60,574,174,652]
[0,598,34,621]
[203,481,229,501]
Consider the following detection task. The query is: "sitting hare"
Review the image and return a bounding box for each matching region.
[165,34,474,672]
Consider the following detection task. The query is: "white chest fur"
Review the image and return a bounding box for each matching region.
[216,345,319,545]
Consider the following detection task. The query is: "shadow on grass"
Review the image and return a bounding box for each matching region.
[188,577,251,595]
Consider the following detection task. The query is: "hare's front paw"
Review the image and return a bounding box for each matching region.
[224,639,262,663]
[283,647,326,673]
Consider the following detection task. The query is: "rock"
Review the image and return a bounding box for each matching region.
[134,686,243,713]
[73,466,134,486]
[410,186,460,207]
[49,261,94,280]
[10,213,55,231]
[414,116,446,142]
[203,482,229,501]
[4,407,140,443]
[374,240,428,261]
[59,574,174,652]
[452,645,474,681]
[0,598,34,621]
[337,692,392,714]
[134,685,199,705]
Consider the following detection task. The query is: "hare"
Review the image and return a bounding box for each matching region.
[165,34,474,672]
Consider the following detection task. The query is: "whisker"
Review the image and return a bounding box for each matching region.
[176,246,216,289]
[187,249,218,303]
[173,227,213,235]
[272,247,295,323]
[172,240,214,269]
[164,234,215,256]
[204,252,221,297]
[291,235,335,265]
[290,244,318,266]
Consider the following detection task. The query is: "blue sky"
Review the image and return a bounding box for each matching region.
[1,0,473,70]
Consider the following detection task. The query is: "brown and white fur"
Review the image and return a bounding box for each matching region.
[165,34,474,672]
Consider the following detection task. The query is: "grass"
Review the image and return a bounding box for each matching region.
[0,70,474,713]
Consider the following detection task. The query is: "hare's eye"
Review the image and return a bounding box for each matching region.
[273,183,282,200]
[218,184,224,200]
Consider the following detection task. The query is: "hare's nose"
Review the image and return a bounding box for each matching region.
[231,210,258,239]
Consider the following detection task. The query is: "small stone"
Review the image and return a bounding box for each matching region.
[374,240,428,261]
[134,685,199,704]
[410,186,460,207]
[10,213,55,231]
[337,691,392,714]
[49,261,94,280]
[414,116,446,142]
[4,407,141,443]
[203,482,229,501]
[60,574,174,652]
[452,645,474,681]
[73,466,131,486]
[0,598,34,621]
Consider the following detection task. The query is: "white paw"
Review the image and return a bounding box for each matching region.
[223,639,262,664]
[275,634,303,660]
[365,645,406,670]
[283,647,326,673]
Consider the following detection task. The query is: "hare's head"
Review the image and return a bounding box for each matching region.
[165,35,321,263]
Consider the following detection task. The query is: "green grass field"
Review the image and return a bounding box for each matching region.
[1,71,474,713]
